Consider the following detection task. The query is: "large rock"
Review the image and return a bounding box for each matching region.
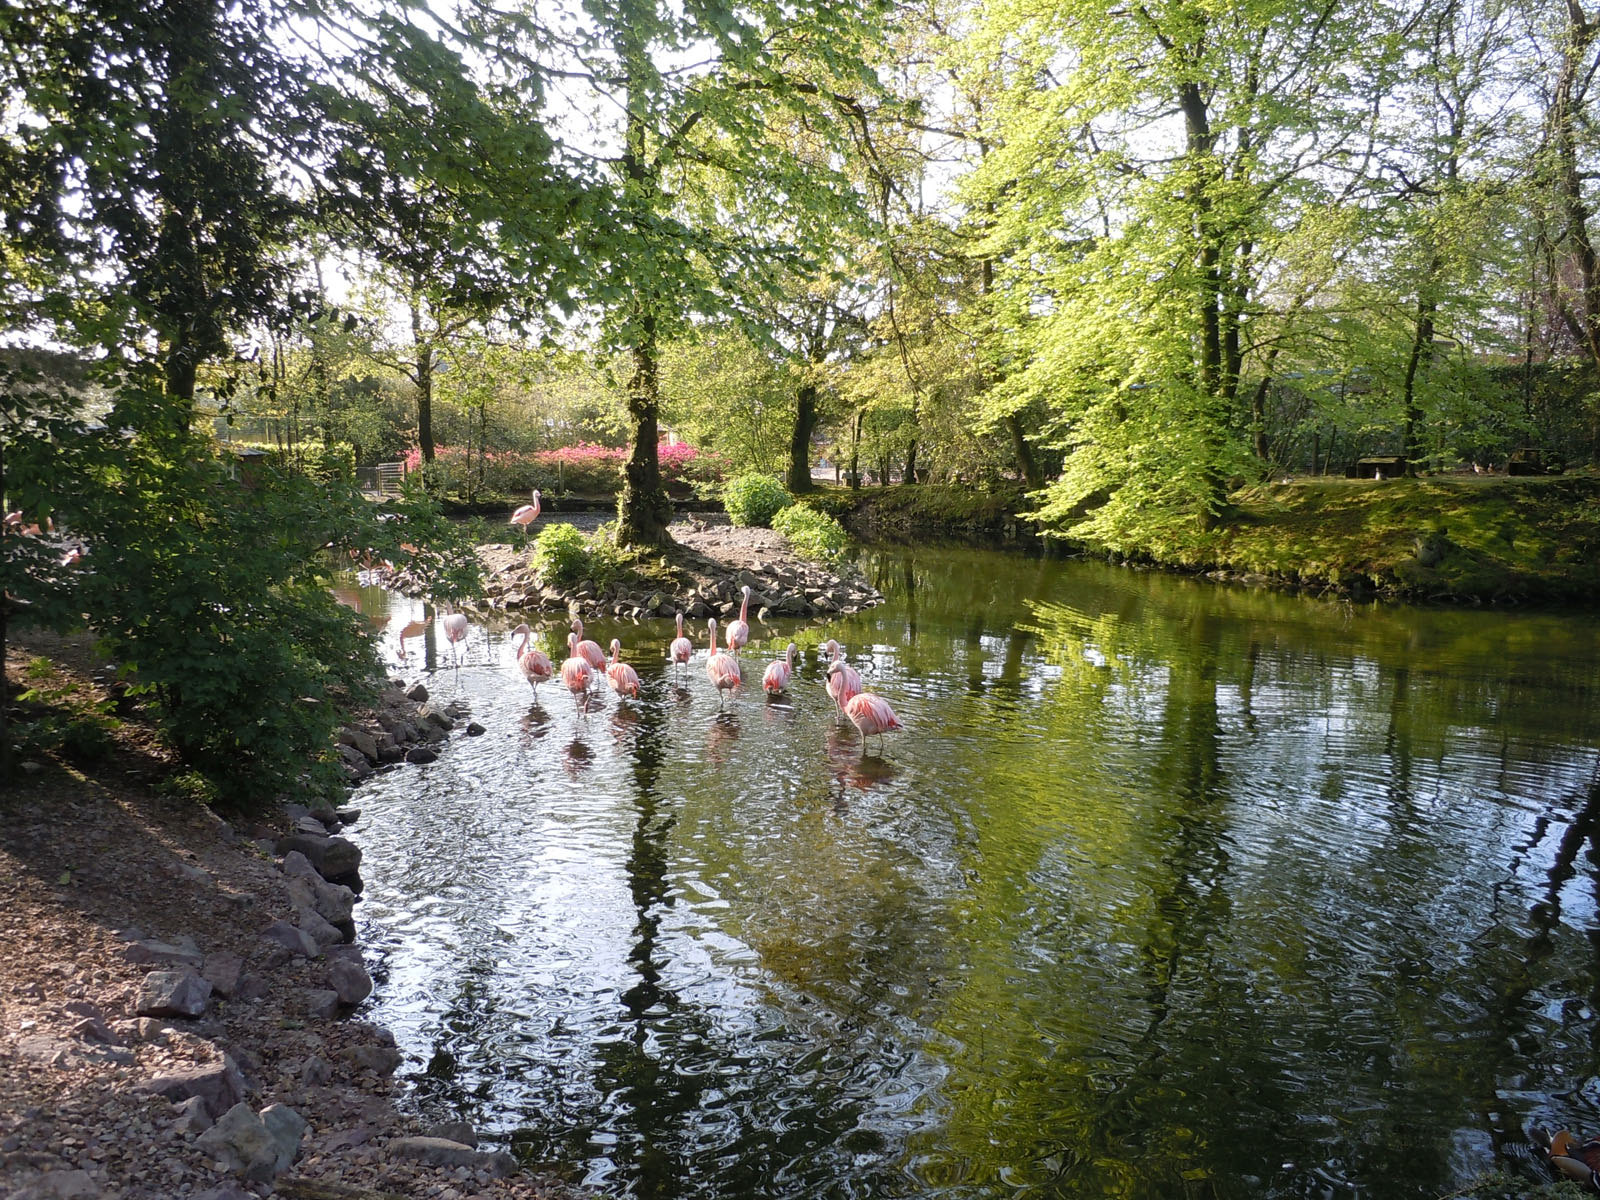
[201,951,243,999]
[273,833,362,881]
[259,1104,308,1173]
[337,726,380,763]
[328,958,373,1006]
[143,1057,246,1118]
[136,969,212,1018]
[387,1136,516,1177]
[123,936,203,969]
[296,908,346,949]
[260,919,320,960]
[196,1102,301,1182]
[341,1042,402,1075]
[286,873,356,926]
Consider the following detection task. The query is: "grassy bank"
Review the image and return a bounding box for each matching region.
[804,474,1600,607]
[1191,474,1600,605]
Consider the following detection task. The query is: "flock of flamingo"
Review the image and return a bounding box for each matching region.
[414,496,902,754]
[486,583,903,755]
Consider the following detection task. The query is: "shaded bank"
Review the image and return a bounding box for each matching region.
[812,475,1600,607]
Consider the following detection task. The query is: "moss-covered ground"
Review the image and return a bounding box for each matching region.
[1202,473,1600,605]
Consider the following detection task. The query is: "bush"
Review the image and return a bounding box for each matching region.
[723,473,792,527]
[772,504,847,560]
[236,440,356,482]
[531,522,592,587]
[10,389,484,808]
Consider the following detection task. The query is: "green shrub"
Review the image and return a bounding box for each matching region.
[772,504,847,560]
[723,473,792,527]
[235,440,356,482]
[13,673,121,765]
[10,389,483,808]
[531,522,592,587]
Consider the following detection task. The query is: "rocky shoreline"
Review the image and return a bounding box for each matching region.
[387,520,885,624]
[0,650,559,1200]
[0,519,881,1199]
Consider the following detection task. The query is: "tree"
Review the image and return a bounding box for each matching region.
[495,0,882,546]
[0,0,511,793]
[959,0,1401,546]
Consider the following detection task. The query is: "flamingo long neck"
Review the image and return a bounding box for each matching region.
[610,641,621,665]
[676,613,685,638]
[739,589,750,621]
[707,619,718,651]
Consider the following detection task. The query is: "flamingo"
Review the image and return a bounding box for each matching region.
[822,639,862,722]
[510,490,542,530]
[606,639,641,700]
[762,642,796,696]
[725,585,752,657]
[398,615,431,658]
[667,611,693,682]
[560,632,594,714]
[705,618,741,707]
[570,617,607,674]
[840,686,902,757]
[509,623,554,697]
[441,608,470,665]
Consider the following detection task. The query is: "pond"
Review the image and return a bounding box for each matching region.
[344,545,1600,1198]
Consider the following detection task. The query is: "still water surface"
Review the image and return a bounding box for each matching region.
[344,547,1600,1198]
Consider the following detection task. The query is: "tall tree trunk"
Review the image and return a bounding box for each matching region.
[616,314,674,547]
[614,47,674,548]
[1179,76,1230,521]
[411,296,436,466]
[1400,292,1438,474]
[903,437,918,485]
[1552,0,1600,368]
[847,409,864,489]
[787,381,819,493]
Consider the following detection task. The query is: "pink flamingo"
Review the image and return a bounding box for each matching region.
[841,688,902,756]
[398,614,430,658]
[822,639,861,722]
[570,617,607,674]
[510,490,542,530]
[762,642,796,696]
[441,607,470,665]
[705,618,741,707]
[667,611,693,682]
[560,632,594,713]
[606,639,641,699]
[725,585,752,657]
[509,622,554,697]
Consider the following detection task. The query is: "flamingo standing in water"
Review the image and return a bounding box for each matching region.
[509,623,553,697]
[441,608,470,665]
[763,642,796,696]
[510,490,542,530]
[725,585,752,657]
[560,632,594,714]
[822,639,861,722]
[606,639,641,700]
[570,617,607,675]
[840,684,903,757]
[667,611,693,682]
[398,615,431,659]
[705,618,741,707]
